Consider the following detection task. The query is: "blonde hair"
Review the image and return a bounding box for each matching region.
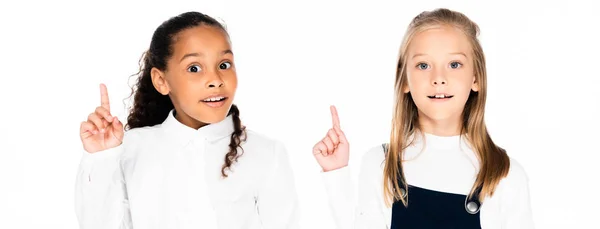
[383,8,510,207]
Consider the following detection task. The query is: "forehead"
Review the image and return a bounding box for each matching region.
[171,25,231,57]
[407,25,472,57]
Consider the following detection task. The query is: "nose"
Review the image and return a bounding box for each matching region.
[432,68,447,86]
[433,79,446,85]
[208,81,224,88]
[206,72,224,88]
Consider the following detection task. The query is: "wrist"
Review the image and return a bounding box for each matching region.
[322,164,348,172]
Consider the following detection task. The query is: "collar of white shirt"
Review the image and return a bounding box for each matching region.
[161,109,235,145]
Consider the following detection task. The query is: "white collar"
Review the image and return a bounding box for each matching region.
[410,131,471,151]
[160,109,235,145]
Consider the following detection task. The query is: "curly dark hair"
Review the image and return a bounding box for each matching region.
[124,11,246,178]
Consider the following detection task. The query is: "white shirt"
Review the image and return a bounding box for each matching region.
[75,110,299,229]
[321,133,534,229]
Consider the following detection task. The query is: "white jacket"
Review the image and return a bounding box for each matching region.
[74,110,299,229]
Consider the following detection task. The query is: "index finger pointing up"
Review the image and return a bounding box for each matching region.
[330,105,341,128]
[100,83,110,111]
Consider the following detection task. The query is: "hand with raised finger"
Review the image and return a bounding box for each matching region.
[312,105,350,172]
[79,83,124,153]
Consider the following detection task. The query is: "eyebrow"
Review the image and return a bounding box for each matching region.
[179,49,233,62]
[411,52,467,59]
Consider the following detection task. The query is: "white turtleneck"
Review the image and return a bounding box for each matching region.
[74,110,299,229]
[321,132,534,229]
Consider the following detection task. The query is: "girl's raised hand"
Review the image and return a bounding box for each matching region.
[79,84,124,153]
[312,105,350,172]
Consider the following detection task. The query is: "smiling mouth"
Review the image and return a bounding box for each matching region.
[202,96,227,102]
[427,94,454,99]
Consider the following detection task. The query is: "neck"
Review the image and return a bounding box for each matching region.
[173,109,209,130]
[418,112,462,136]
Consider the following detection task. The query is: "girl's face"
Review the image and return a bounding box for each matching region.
[153,25,238,128]
[403,25,479,126]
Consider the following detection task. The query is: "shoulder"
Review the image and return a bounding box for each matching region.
[363,144,387,163]
[489,157,534,225]
[240,129,293,176]
[118,124,164,158]
[493,156,531,200]
[503,157,530,187]
[122,124,163,143]
[358,144,388,175]
[242,129,289,159]
[244,129,285,150]
[244,129,283,147]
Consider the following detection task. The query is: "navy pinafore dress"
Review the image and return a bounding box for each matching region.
[382,143,483,229]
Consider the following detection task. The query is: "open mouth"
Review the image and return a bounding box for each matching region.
[202,96,227,103]
[427,94,454,99]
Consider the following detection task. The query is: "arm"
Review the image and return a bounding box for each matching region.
[321,166,355,229]
[256,141,300,229]
[321,150,388,229]
[74,146,132,229]
[314,106,388,228]
[500,159,535,229]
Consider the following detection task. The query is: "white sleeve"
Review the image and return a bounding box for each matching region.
[321,166,355,229]
[500,159,535,229]
[321,151,388,229]
[74,146,132,229]
[256,141,300,229]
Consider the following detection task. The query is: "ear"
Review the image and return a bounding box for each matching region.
[402,83,410,93]
[471,75,479,92]
[151,67,170,95]
[401,70,410,93]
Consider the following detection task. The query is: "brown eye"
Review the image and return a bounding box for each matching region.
[187,65,201,73]
[219,62,232,70]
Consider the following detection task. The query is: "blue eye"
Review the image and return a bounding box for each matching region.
[188,65,202,73]
[450,62,462,69]
[417,63,429,70]
[219,62,232,70]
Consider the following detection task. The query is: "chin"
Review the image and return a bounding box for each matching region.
[419,110,461,122]
[192,101,234,123]
[195,113,229,124]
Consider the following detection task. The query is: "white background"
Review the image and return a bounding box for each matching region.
[1,0,599,228]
